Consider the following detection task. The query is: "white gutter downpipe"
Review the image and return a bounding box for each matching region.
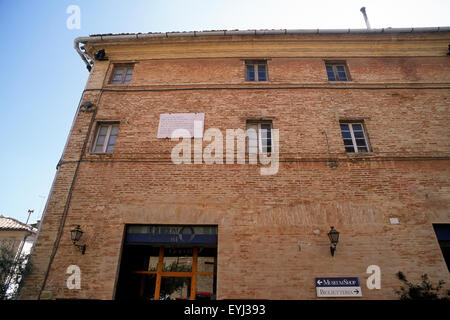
[74,36,100,71]
[360,7,371,30]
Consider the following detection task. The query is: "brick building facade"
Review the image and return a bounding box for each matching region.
[20,28,450,300]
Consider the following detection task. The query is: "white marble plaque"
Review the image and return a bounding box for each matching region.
[157,113,204,138]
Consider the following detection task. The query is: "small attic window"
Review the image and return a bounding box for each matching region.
[110,64,134,84]
[245,60,268,81]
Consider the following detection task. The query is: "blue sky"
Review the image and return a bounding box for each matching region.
[0,0,449,224]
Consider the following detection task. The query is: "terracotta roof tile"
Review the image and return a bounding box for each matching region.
[0,215,37,233]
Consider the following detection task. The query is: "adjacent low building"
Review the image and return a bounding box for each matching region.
[0,215,37,298]
[20,27,450,300]
[0,215,37,258]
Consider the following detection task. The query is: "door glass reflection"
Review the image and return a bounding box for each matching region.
[197,247,216,273]
[159,277,191,300]
[163,247,193,272]
[141,274,156,300]
[196,274,215,300]
[147,246,160,271]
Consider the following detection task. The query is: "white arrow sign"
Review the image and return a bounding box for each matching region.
[316,287,362,297]
[315,277,362,297]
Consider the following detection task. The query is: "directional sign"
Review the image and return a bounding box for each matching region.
[315,277,362,297]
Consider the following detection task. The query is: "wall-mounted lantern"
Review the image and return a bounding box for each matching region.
[328,226,340,257]
[70,225,86,254]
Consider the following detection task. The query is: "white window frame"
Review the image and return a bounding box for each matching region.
[110,65,134,84]
[92,123,119,153]
[245,61,268,81]
[340,122,369,153]
[246,121,273,154]
[325,62,350,81]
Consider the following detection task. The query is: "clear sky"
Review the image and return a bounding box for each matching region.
[0,0,449,224]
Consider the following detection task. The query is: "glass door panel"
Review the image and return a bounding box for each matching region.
[197,247,216,272]
[141,274,157,300]
[147,246,160,271]
[163,247,193,272]
[159,277,191,300]
[119,244,217,300]
[196,274,215,300]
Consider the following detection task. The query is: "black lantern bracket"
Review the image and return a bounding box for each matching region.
[70,225,86,255]
[328,226,340,257]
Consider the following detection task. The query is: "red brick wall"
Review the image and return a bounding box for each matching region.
[19,39,450,300]
[98,57,450,86]
[82,87,449,158]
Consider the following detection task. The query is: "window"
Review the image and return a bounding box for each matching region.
[433,224,450,272]
[110,64,134,84]
[340,122,369,153]
[92,123,119,153]
[245,60,267,81]
[326,62,349,81]
[247,121,272,154]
